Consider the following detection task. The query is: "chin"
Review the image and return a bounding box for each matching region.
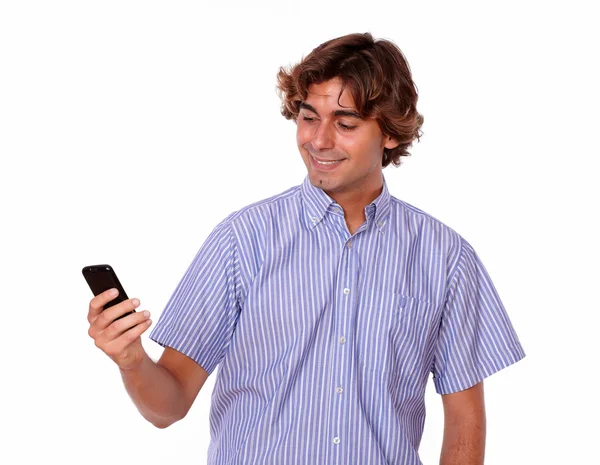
[308,174,337,191]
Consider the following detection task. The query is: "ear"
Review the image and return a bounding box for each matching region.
[383,135,401,150]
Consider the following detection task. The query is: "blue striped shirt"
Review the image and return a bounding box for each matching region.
[150,175,525,465]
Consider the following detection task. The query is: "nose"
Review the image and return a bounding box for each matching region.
[311,120,334,151]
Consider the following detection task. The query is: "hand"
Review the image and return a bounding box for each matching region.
[87,288,153,371]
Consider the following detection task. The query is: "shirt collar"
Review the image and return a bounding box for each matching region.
[300,175,391,233]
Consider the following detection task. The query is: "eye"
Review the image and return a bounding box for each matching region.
[301,114,317,122]
[338,122,356,131]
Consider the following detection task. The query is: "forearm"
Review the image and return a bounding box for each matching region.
[120,352,189,428]
[440,411,486,465]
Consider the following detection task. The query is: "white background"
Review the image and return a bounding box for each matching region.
[1,1,598,464]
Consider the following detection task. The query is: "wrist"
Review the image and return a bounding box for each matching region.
[118,351,149,375]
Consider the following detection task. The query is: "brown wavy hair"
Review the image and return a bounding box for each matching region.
[277,32,424,168]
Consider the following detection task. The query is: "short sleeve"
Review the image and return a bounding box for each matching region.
[149,216,241,375]
[432,237,526,394]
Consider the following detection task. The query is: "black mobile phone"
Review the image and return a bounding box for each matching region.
[82,264,135,320]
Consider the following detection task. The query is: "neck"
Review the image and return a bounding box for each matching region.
[326,180,383,231]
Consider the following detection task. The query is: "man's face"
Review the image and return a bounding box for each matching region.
[296,77,398,199]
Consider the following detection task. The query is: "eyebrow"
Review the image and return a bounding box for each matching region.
[299,102,363,120]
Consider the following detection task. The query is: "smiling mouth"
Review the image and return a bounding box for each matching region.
[310,154,345,166]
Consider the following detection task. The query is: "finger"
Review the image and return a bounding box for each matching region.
[88,288,119,323]
[102,297,141,324]
[103,309,151,340]
[93,310,149,351]
[104,319,153,357]
[93,298,141,332]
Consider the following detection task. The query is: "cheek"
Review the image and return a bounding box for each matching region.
[296,124,307,145]
[343,135,383,165]
[363,131,386,158]
[296,125,313,149]
[339,134,367,158]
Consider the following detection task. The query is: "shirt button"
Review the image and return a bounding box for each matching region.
[377,221,385,227]
[336,386,344,394]
[346,241,352,249]
[343,288,350,295]
[312,217,317,223]
[339,336,346,344]
[333,437,340,445]
[336,207,342,213]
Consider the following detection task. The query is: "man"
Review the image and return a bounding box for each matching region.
[87,32,525,464]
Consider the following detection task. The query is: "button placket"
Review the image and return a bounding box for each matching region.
[330,233,358,456]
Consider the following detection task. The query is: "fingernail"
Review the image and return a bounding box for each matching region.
[110,288,118,297]
[143,311,150,318]
[132,298,139,306]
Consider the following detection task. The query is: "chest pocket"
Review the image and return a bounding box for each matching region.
[356,292,434,375]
